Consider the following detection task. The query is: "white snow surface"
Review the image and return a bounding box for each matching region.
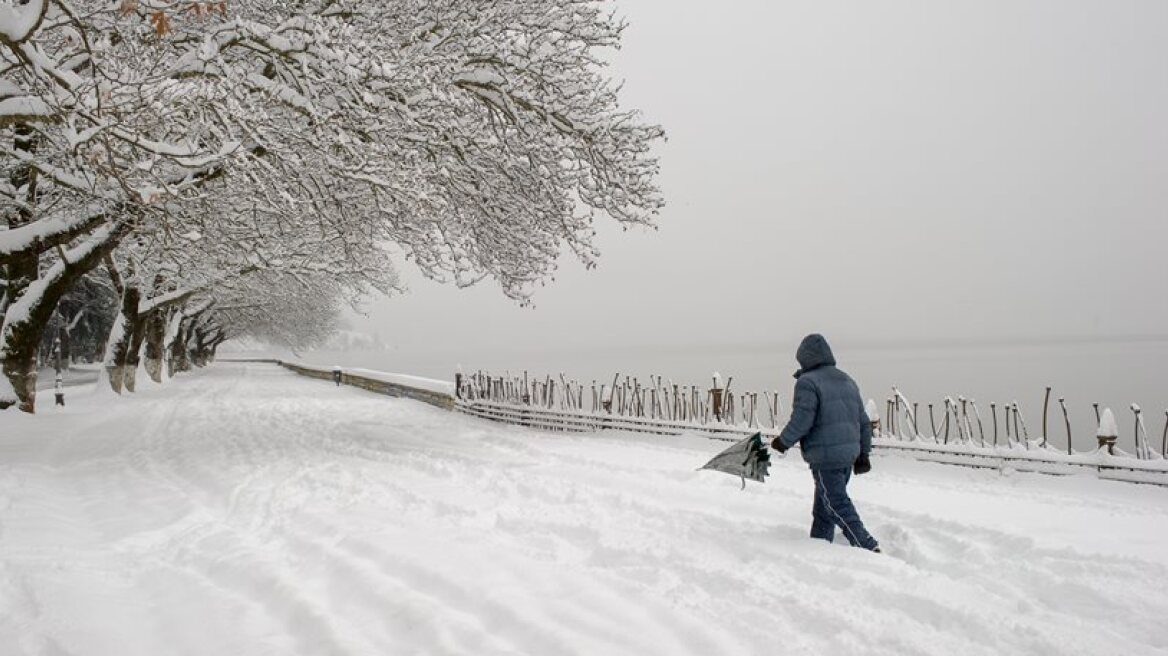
[0,0,44,43]
[1,363,1166,655]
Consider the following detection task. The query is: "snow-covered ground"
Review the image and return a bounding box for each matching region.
[33,365,100,391]
[1,364,1166,655]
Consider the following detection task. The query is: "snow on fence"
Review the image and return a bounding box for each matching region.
[452,370,1168,487]
[276,361,455,411]
[268,361,1168,487]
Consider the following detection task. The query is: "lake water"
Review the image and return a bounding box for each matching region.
[253,337,1168,454]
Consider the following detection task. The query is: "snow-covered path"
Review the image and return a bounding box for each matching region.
[1,364,1166,656]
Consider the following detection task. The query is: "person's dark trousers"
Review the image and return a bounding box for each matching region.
[810,467,878,550]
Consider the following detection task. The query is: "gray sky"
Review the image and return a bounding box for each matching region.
[335,0,1168,414]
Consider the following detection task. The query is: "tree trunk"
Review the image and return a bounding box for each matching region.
[190,326,223,368]
[209,336,225,363]
[1,225,126,411]
[124,311,148,393]
[169,322,190,376]
[161,311,185,379]
[191,328,209,367]
[105,285,139,395]
[143,309,168,383]
[1,122,41,412]
[0,251,41,412]
[59,322,71,369]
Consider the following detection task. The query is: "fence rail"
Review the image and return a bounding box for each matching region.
[276,361,455,410]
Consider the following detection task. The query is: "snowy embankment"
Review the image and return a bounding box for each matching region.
[1,364,1166,655]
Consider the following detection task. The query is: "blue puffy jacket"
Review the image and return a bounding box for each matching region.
[776,334,872,470]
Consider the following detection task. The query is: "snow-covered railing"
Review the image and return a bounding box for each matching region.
[271,362,1168,485]
[278,361,455,411]
[454,369,1168,487]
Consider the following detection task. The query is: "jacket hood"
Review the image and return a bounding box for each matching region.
[794,334,836,378]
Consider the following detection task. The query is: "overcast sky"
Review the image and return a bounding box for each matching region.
[338,0,1167,403]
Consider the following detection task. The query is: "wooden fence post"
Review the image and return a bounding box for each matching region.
[1058,397,1072,455]
[1042,386,1051,448]
[1161,410,1167,459]
[991,402,998,446]
[1097,407,1118,455]
[1132,404,1145,460]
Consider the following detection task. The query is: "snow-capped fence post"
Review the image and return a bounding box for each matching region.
[1162,411,1168,459]
[952,399,964,443]
[941,398,952,444]
[1130,405,1141,459]
[1058,398,1073,455]
[895,395,905,435]
[1096,408,1118,455]
[971,400,986,447]
[956,398,967,443]
[710,374,724,423]
[445,367,1168,484]
[866,399,880,437]
[960,397,972,444]
[1042,386,1051,449]
[1013,402,1028,449]
[454,372,463,399]
[894,389,920,439]
[991,402,999,446]
[928,403,938,441]
[722,376,735,425]
[332,366,342,386]
[1131,405,1149,460]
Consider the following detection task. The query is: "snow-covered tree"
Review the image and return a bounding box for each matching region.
[2,0,663,411]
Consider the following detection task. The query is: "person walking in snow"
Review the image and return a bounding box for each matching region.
[771,334,879,552]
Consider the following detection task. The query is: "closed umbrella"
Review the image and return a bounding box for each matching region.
[698,432,771,489]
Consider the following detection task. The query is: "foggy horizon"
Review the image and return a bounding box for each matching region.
[298,0,1168,414]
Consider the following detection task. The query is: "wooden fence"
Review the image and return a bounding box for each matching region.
[453,369,1168,486]
[267,361,1168,486]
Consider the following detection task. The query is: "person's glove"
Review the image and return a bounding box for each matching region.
[853,454,871,475]
[771,437,788,454]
